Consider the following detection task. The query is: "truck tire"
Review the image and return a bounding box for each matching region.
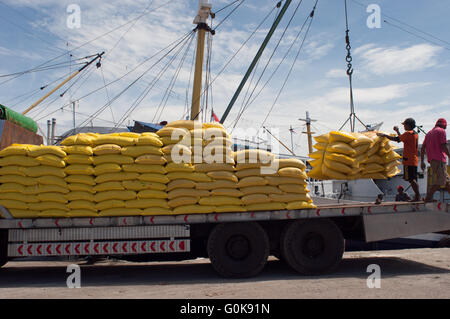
[0,230,8,268]
[281,219,344,275]
[207,222,269,278]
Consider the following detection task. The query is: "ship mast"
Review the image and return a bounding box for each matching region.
[190,0,212,121]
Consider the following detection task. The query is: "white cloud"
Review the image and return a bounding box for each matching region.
[354,43,442,75]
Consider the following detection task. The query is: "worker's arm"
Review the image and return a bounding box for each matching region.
[420,142,427,171]
[376,132,400,142]
[442,142,450,158]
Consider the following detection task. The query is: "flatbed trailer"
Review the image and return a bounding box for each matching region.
[0,201,449,278]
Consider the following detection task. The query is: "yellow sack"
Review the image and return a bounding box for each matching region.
[286,201,316,210]
[0,165,27,176]
[67,210,98,217]
[323,158,353,174]
[94,190,136,202]
[125,199,169,209]
[29,202,69,211]
[25,184,69,195]
[61,133,95,146]
[138,173,169,184]
[28,146,66,158]
[0,155,39,167]
[313,133,329,143]
[173,204,215,214]
[122,164,167,174]
[0,193,38,203]
[235,168,276,178]
[160,136,183,145]
[166,172,212,182]
[166,179,196,191]
[67,183,96,193]
[354,144,371,156]
[135,154,167,165]
[276,158,306,170]
[367,142,381,157]
[278,184,308,194]
[64,164,94,176]
[99,208,142,217]
[306,165,326,180]
[165,162,194,172]
[26,166,66,178]
[94,181,124,192]
[234,149,275,164]
[215,205,246,213]
[245,202,286,211]
[202,128,230,140]
[196,180,238,190]
[265,176,307,185]
[364,163,385,173]
[240,185,282,195]
[65,174,96,185]
[237,176,267,188]
[313,142,327,151]
[165,120,196,130]
[38,210,68,218]
[328,131,357,144]
[156,127,188,138]
[194,163,235,172]
[168,188,209,200]
[9,209,39,218]
[162,144,191,156]
[278,167,307,179]
[308,150,324,160]
[199,196,242,206]
[269,193,311,203]
[65,191,95,201]
[385,160,401,171]
[210,188,243,197]
[168,196,198,208]
[235,162,270,170]
[93,163,122,175]
[324,153,355,166]
[0,175,36,186]
[122,180,167,191]
[95,172,139,183]
[141,207,172,215]
[383,151,402,163]
[322,166,348,180]
[0,145,30,157]
[95,200,125,210]
[93,135,135,147]
[93,144,122,155]
[37,193,68,204]
[0,199,28,210]
[137,189,168,199]
[241,194,270,205]
[110,132,140,138]
[64,154,93,165]
[136,135,163,147]
[121,145,163,157]
[93,154,134,165]
[206,171,238,183]
[363,154,383,164]
[0,183,26,194]
[202,122,226,130]
[350,135,373,147]
[34,155,65,168]
[63,145,93,156]
[386,167,401,178]
[204,137,232,147]
[326,142,356,157]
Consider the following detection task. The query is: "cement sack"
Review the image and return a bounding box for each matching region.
[136,135,163,147]
[0,193,38,203]
[194,163,235,172]
[67,183,96,193]
[125,199,169,209]
[265,176,307,186]
[37,193,68,204]
[135,155,167,165]
[198,196,242,206]
[215,205,246,213]
[240,185,283,195]
[93,135,135,147]
[94,181,124,192]
[63,145,93,156]
[210,188,243,197]
[121,145,163,157]
[93,144,122,155]
[64,154,94,165]
[94,163,122,175]
[0,175,36,186]
[165,162,194,173]
[269,193,311,203]
[0,155,39,167]
[168,188,209,200]
[196,180,238,190]
[0,165,27,176]
[28,146,66,158]
[65,175,96,185]
[68,201,97,211]
[65,191,95,201]
[138,173,170,184]
[168,196,198,208]
[206,171,238,183]
[38,210,69,218]
[68,210,98,217]
[95,172,139,183]
[29,202,69,211]
[141,207,172,215]
[237,176,267,188]
[0,200,28,210]
[0,145,30,157]
[61,133,95,146]
[95,200,125,210]
[278,184,309,194]
[241,194,270,205]
[34,155,65,168]
[64,165,94,176]
[166,172,212,182]
[94,190,136,202]
[122,180,167,191]
[278,167,307,179]
[166,179,196,191]
[286,201,316,210]
[173,204,215,214]
[136,189,168,199]
[123,164,167,174]
[24,185,69,195]
[93,154,134,165]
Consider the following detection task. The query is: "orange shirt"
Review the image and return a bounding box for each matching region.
[399,130,419,166]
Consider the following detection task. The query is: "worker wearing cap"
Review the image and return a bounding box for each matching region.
[395,185,411,202]
[421,118,450,201]
[377,118,421,201]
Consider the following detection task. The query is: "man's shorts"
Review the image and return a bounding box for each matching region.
[430,160,450,186]
[403,165,418,182]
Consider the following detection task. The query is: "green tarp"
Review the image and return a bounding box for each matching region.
[0,104,38,133]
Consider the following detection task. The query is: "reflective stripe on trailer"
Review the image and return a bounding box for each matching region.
[7,240,190,257]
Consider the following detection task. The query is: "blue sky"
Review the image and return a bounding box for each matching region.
[0,0,449,156]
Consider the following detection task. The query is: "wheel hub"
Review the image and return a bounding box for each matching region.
[226,235,250,260]
[301,233,325,258]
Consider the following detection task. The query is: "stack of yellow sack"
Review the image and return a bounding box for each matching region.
[235,151,315,211]
[0,144,69,218]
[307,131,402,180]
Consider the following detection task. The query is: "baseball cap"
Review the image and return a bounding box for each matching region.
[397,185,404,191]
[402,118,416,128]
[436,118,447,128]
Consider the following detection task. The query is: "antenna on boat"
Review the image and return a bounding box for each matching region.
[339,0,368,132]
[190,0,213,121]
[299,111,316,154]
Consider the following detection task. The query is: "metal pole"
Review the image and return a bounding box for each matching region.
[51,118,56,145]
[72,101,76,131]
[220,0,292,124]
[47,120,51,145]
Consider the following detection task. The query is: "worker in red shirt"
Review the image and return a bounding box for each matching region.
[377,118,421,201]
[420,118,450,201]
